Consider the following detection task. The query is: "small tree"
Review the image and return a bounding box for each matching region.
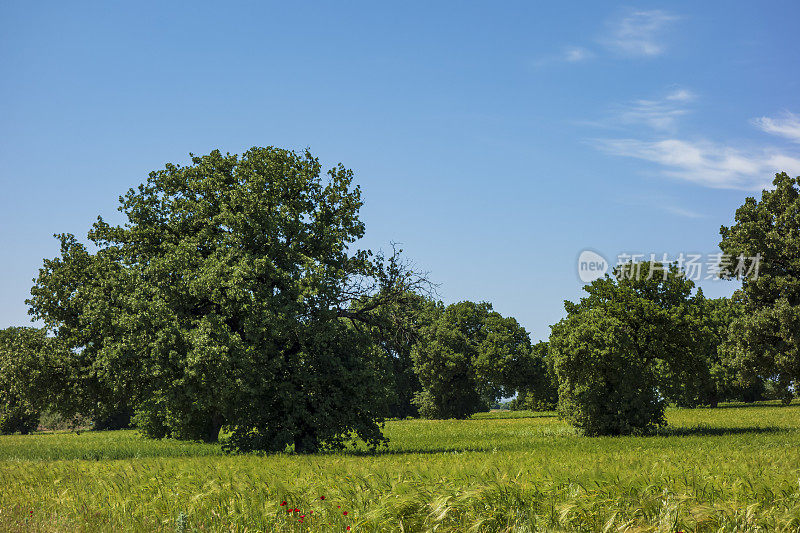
[24,234,133,428]
[550,262,699,436]
[551,310,665,435]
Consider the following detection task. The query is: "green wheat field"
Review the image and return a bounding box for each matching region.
[1,403,799,532]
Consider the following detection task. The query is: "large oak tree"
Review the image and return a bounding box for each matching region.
[29,147,425,452]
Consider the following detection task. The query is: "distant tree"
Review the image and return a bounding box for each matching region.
[550,263,699,436]
[719,172,800,404]
[410,301,475,419]
[29,147,427,452]
[655,291,743,408]
[696,294,742,405]
[361,292,435,418]
[509,341,558,411]
[412,301,532,419]
[0,327,65,434]
[23,234,133,428]
[690,292,768,406]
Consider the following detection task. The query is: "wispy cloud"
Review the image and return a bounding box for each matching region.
[617,89,694,132]
[602,10,679,57]
[534,9,677,66]
[583,88,695,132]
[590,89,800,190]
[563,46,593,63]
[533,46,594,67]
[665,89,695,102]
[754,112,800,143]
[595,138,800,190]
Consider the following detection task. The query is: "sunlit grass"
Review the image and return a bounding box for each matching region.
[1,402,799,531]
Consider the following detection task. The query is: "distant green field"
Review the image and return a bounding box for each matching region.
[1,402,799,532]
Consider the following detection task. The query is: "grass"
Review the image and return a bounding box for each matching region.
[0,402,799,532]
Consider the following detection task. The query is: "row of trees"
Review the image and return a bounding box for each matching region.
[0,297,545,440]
[0,148,548,451]
[1,148,798,446]
[549,172,800,435]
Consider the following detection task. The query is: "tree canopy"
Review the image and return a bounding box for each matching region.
[0,327,65,434]
[510,341,558,411]
[551,263,700,435]
[412,301,532,419]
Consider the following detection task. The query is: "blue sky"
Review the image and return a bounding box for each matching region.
[2,1,799,340]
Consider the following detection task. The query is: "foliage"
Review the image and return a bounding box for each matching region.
[0,404,39,436]
[28,147,426,452]
[36,410,93,432]
[91,408,133,431]
[0,327,66,434]
[719,172,800,404]
[550,262,700,435]
[693,293,748,405]
[411,301,532,419]
[0,402,798,532]
[358,291,436,419]
[681,292,770,406]
[509,341,559,411]
[24,235,132,426]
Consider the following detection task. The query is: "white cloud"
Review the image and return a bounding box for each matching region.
[618,97,690,132]
[563,46,592,63]
[592,91,800,190]
[665,89,695,102]
[603,10,678,57]
[595,138,800,190]
[588,88,695,132]
[754,112,800,143]
[535,9,678,67]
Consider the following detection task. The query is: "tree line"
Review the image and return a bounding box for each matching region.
[1,148,797,448]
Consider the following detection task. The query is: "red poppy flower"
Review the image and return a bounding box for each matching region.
[347,527,351,531]
[294,508,299,513]
[280,501,286,506]
[343,511,348,516]
[320,496,325,500]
